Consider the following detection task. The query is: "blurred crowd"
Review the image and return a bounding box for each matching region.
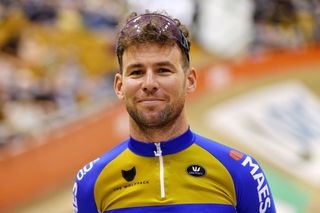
[252,0,320,52]
[0,0,319,148]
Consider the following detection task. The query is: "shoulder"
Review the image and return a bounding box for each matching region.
[75,140,129,186]
[72,140,130,212]
[192,134,264,193]
[193,134,276,212]
[193,134,245,166]
[193,133,263,179]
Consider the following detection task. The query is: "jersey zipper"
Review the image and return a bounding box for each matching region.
[154,143,165,198]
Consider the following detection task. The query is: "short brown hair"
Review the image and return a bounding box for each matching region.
[116,11,191,73]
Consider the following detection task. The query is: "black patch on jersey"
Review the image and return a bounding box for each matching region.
[121,166,136,182]
[186,164,206,177]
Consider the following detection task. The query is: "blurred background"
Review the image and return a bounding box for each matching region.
[0,0,320,212]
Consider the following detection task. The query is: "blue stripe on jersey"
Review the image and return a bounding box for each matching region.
[74,140,129,213]
[194,134,276,212]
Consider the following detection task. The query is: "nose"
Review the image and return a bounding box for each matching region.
[142,70,158,94]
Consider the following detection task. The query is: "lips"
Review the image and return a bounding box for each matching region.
[138,98,163,102]
[137,98,165,105]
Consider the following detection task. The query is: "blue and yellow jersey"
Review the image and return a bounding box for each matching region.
[73,129,276,213]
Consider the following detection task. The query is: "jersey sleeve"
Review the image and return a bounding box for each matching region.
[72,141,129,213]
[194,135,277,213]
[73,159,100,213]
[234,154,277,213]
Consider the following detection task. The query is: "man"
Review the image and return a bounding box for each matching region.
[73,11,277,213]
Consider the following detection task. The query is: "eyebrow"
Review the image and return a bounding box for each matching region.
[154,61,176,69]
[126,63,144,70]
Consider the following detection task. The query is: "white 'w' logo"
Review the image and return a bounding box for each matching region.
[192,166,200,172]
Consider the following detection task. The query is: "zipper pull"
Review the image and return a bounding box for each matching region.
[154,143,162,157]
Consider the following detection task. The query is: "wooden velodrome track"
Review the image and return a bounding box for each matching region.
[1,46,320,212]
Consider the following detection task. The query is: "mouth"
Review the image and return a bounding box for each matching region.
[138,98,165,105]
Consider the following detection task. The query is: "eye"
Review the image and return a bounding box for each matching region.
[158,68,171,74]
[130,70,143,76]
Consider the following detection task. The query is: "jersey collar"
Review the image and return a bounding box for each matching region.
[128,128,195,157]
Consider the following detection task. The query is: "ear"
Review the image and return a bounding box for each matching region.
[114,73,124,100]
[186,68,197,94]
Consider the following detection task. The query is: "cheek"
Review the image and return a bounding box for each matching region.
[162,80,186,98]
[122,81,140,99]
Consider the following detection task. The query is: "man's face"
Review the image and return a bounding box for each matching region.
[114,43,196,129]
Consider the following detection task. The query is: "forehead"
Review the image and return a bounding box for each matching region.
[122,43,183,67]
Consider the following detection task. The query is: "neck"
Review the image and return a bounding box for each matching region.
[129,111,189,143]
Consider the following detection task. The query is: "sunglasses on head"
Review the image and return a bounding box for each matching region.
[118,13,190,61]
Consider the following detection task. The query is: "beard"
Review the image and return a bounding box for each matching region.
[126,97,185,130]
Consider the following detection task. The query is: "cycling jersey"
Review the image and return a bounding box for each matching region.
[73,128,276,213]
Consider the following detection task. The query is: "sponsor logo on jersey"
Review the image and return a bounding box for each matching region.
[76,158,100,181]
[186,164,206,177]
[113,166,150,192]
[241,156,272,213]
[229,150,243,160]
[121,166,136,182]
[73,158,100,213]
[113,180,149,192]
[72,182,78,213]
